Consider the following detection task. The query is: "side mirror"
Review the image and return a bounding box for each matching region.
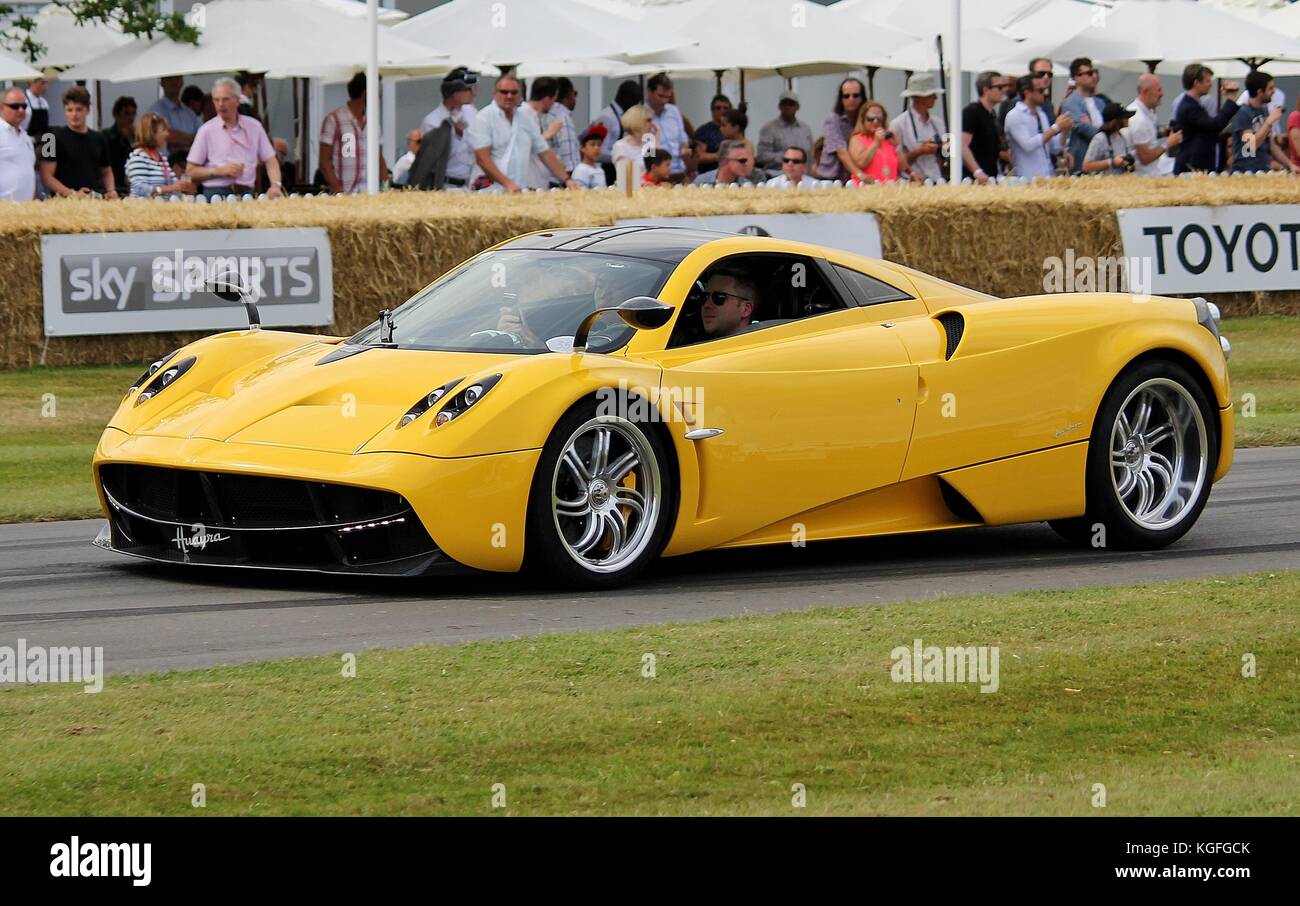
[207,273,261,330]
[572,296,674,353]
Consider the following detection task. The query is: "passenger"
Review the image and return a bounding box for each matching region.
[699,271,756,339]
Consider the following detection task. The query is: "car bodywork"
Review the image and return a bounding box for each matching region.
[93,226,1233,577]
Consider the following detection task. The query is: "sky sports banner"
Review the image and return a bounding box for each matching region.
[1117,205,1300,295]
[616,213,883,259]
[41,228,334,337]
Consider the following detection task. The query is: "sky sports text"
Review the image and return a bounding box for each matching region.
[0,639,103,693]
[50,838,151,887]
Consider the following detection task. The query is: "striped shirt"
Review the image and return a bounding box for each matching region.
[319,105,367,194]
[125,148,176,197]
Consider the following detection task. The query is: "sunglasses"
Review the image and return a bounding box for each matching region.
[1033,70,1052,78]
[496,88,519,96]
[4,102,29,110]
[865,115,883,122]
[728,156,750,165]
[703,290,750,306]
[1077,69,1097,77]
[782,157,805,164]
[841,92,863,99]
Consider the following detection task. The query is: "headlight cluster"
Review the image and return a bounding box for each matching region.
[130,353,198,406]
[396,374,502,429]
[1191,297,1230,360]
[126,351,178,397]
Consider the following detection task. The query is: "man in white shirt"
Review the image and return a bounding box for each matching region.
[420,67,479,189]
[1006,73,1073,179]
[466,75,576,193]
[1123,73,1182,177]
[0,88,37,201]
[764,146,816,188]
[892,73,948,183]
[391,128,422,187]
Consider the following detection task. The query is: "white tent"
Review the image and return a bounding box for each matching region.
[0,47,40,81]
[23,2,133,71]
[392,0,692,70]
[1040,0,1300,71]
[62,0,441,82]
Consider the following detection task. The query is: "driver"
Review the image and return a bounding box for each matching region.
[699,270,756,339]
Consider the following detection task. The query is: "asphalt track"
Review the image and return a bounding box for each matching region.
[1,446,1297,675]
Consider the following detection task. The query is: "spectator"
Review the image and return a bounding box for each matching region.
[1000,58,1057,131]
[571,124,608,189]
[521,77,576,188]
[272,138,298,188]
[1124,74,1182,177]
[1174,64,1240,174]
[611,104,657,191]
[594,80,643,171]
[125,113,191,198]
[168,150,188,179]
[1287,95,1300,172]
[1082,103,1136,175]
[1267,82,1287,162]
[757,90,812,173]
[893,73,947,183]
[642,148,673,187]
[551,77,581,171]
[817,77,866,181]
[1005,73,1072,179]
[692,139,755,186]
[764,145,815,188]
[962,71,1004,183]
[645,73,691,179]
[102,96,136,194]
[236,72,261,119]
[719,108,754,166]
[420,66,479,191]
[1060,58,1111,173]
[148,76,200,152]
[319,73,387,194]
[187,77,282,199]
[0,87,36,202]
[391,128,422,187]
[849,100,903,183]
[22,77,50,139]
[466,75,577,193]
[1229,70,1295,174]
[693,94,731,174]
[41,87,116,198]
[181,85,205,122]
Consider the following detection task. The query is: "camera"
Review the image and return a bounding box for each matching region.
[1121,153,1136,167]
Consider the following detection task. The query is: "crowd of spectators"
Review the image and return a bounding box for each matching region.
[3,58,1299,202]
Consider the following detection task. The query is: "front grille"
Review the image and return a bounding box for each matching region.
[98,464,448,575]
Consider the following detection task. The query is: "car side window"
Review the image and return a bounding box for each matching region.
[832,265,914,307]
[668,254,852,348]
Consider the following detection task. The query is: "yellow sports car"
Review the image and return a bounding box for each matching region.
[93,226,1233,588]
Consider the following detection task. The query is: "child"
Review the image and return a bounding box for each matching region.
[641,148,672,187]
[571,124,607,189]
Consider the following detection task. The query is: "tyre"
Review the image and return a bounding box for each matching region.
[525,398,674,589]
[1051,359,1217,551]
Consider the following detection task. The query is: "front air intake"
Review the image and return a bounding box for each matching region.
[936,312,965,360]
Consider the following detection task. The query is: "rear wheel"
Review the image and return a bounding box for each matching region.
[1051,360,1217,550]
[526,401,673,589]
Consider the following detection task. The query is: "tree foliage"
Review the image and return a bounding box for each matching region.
[1,0,200,65]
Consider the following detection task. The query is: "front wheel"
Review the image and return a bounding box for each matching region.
[1051,360,1217,550]
[526,402,673,589]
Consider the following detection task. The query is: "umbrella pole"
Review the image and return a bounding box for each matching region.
[1143,60,1159,74]
[714,69,723,97]
[366,0,380,194]
[867,66,878,99]
[739,70,746,106]
[948,0,962,186]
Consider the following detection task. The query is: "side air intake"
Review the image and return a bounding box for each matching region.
[936,312,965,360]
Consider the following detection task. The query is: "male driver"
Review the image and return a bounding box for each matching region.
[700,270,757,339]
[692,139,755,186]
[765,145,815,188]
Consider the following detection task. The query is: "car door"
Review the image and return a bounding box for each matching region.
[641,253,918,549]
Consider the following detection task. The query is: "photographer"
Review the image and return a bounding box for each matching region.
[1082,103,1136,175]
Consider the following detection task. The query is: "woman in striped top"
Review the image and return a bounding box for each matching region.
[126,113,193,198]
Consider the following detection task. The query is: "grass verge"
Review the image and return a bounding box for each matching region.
[0,571,1296,816]
[0,317,1294,522]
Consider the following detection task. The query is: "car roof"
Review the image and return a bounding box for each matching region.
[495,225,736,265]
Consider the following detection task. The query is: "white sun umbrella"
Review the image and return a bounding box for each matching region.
[392,0,692,68]
[313,0,409,24]
[24,2,134,71]
[0,47,40,80]
[62,0,441,82]
[1040,0,1300,72]
[1171,1,1300,77]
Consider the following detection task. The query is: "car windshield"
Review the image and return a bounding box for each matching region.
[351,250,673,354]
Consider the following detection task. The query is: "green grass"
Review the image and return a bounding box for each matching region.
[0,318,1295,522]
[0,572,1297,816]
[1222,316,1300,448]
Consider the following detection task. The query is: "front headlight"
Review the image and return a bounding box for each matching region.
[126,351,179,398]
[134,355,197,406]
[434,374,503,426]
[397,377,464,428]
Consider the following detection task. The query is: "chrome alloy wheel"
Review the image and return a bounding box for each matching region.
[551,417,661,573]
[1109,377,1208,531]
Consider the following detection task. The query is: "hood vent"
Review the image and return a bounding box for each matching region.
[936,312,965,360]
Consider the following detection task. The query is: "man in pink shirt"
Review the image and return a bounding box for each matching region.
[187,76,282,199]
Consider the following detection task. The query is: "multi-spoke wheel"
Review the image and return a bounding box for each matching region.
[527,400,673,588]
[1052,361,1217,550]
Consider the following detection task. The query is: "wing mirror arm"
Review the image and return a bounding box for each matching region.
[206,275,261,331]
[572,296,675,354]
